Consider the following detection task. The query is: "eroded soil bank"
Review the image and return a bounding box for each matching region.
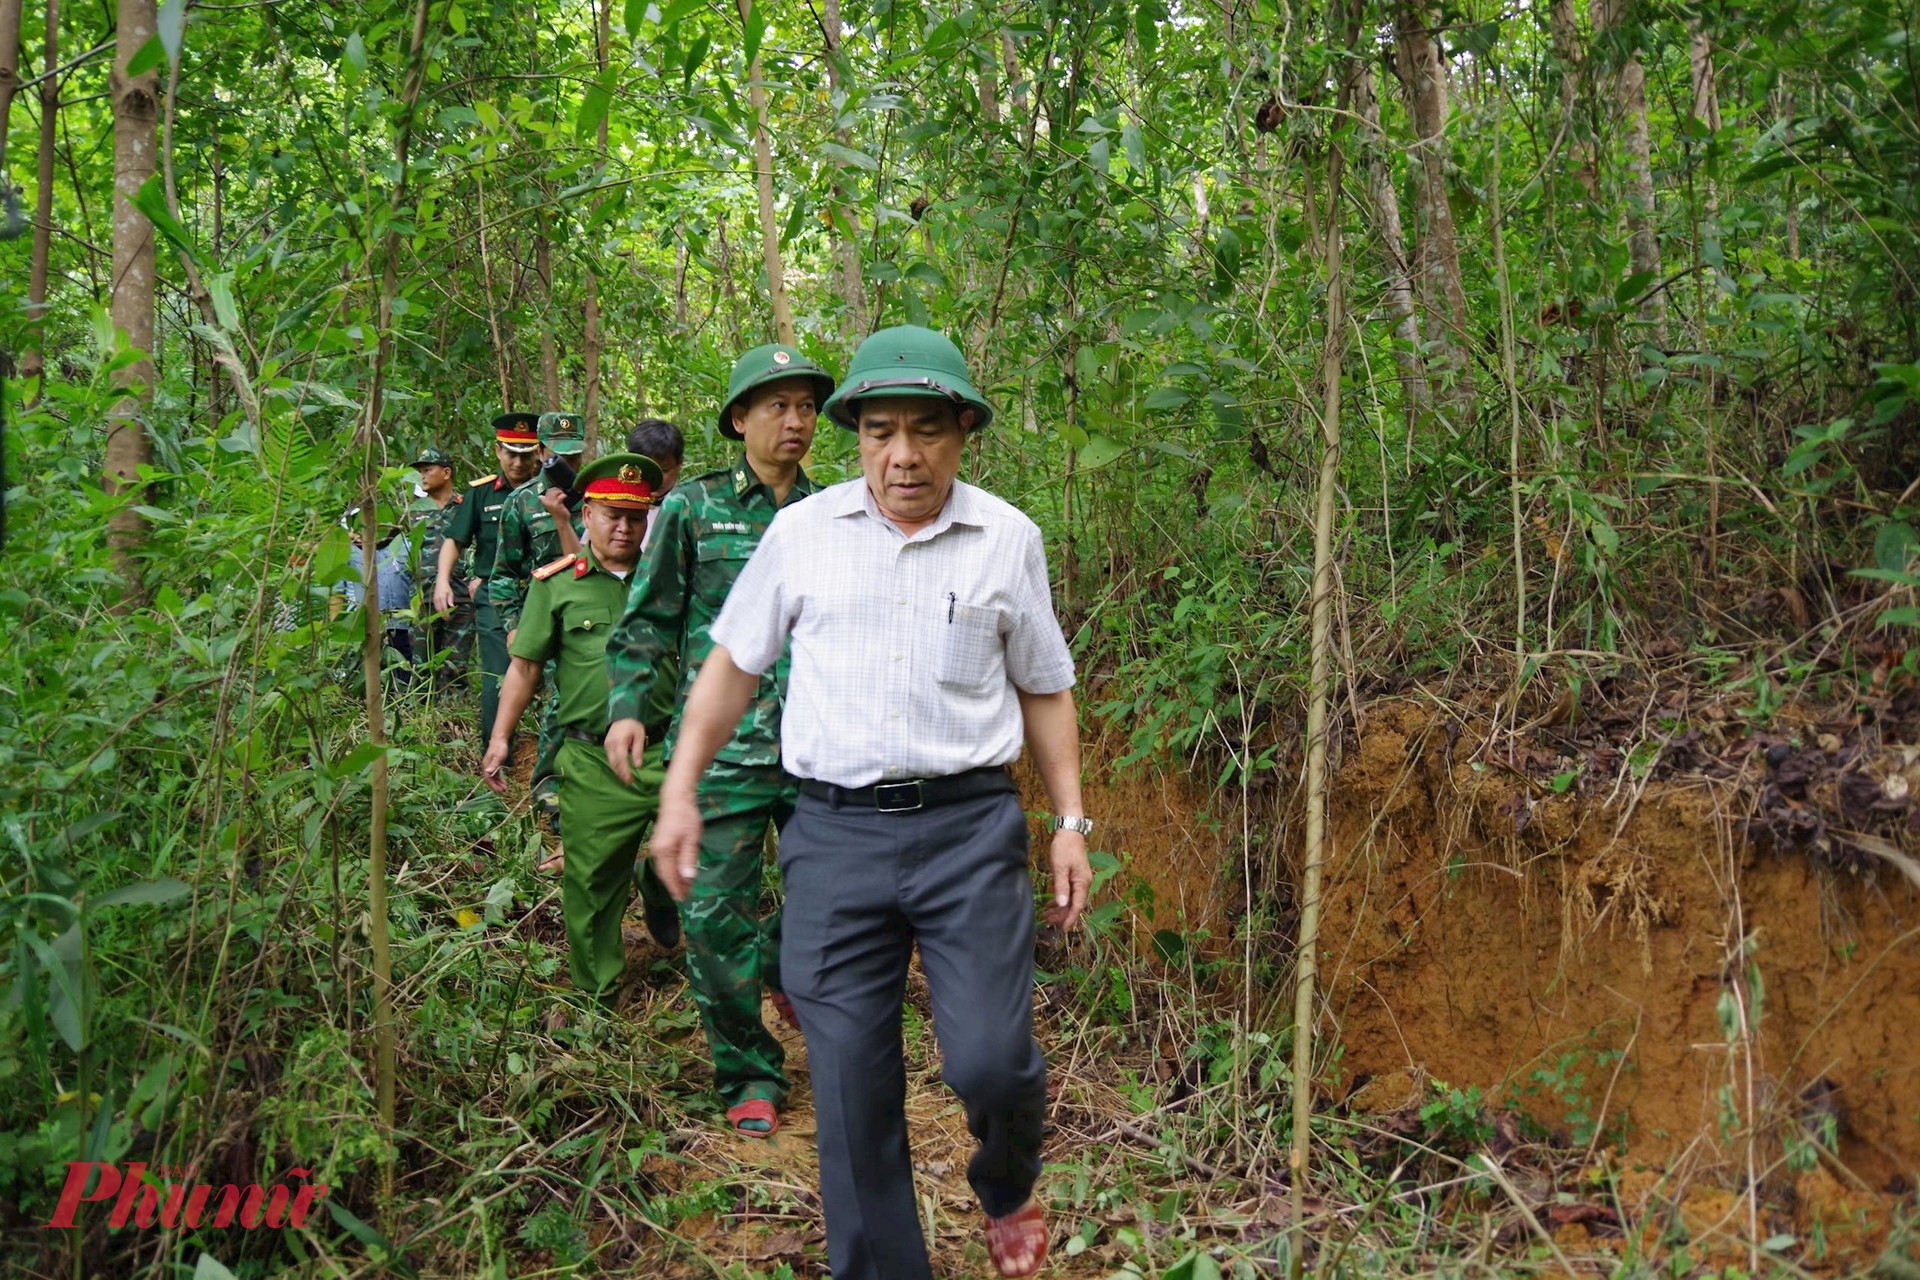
[1053,697,1920,1267]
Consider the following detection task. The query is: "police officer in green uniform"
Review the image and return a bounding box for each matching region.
[603,344,834,1136]
[438,414,542,747]
[483,453,679,1000]
[492,411,589,825]
[409,446,472,683]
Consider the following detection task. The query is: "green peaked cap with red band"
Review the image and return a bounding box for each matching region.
[575,452,663,508]
[822,325,994,431]
[492,411,540,452]
[717,344,836,441]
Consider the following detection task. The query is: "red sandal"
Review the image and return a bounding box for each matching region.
[726,1098,778,1138]
[985,1201,1048,1277]
[769,990,801,1030]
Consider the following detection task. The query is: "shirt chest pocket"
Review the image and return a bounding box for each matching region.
[938,602,1005,692]
[565,606,612,649]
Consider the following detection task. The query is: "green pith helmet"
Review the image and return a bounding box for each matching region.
[717,344,836,441]
[412,446,454,469]
[822,325,994,431]
[537,411,586,455]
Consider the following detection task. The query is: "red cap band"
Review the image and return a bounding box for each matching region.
[495,426,539,445]
[583,475,655,508]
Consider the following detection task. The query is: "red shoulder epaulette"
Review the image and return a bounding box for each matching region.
[532,555,577,581]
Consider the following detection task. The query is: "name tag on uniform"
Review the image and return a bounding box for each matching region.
[708,521,750,534]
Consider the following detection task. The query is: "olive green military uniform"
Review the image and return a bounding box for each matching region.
[444,474,514,745]
[491,413,588,819]
[605,456,818,1108]
[411,491,473,680]
[513,544,679,1001]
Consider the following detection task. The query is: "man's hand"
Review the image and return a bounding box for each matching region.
[538,487,570,519]
[506,627,516,647]
[604,718,648,786]
[1043,830,1092,929]
[434,578,455,615]
[649,790,703,900]
[481,738,513,795]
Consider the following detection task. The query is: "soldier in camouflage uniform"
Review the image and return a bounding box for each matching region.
[484,453,681,1000]
[604,344,834,1135]
[439,415,543,747]
[408,446,473,683]
[491,412,588,827]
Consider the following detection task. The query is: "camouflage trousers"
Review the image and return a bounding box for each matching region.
[685,760,796,1108]
[415,578,474,687]
[475,594,508,748]
[532,680,564,823]
[556,737,676,1001]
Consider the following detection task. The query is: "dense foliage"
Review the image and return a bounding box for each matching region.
[2,0,1915,1272]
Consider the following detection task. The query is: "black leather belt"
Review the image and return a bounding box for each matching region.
[799,765,1015,813]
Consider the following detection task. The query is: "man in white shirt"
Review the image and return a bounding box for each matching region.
[647,325,1093,1280]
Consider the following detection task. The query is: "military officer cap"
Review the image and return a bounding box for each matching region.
[718,344,836,441]
[537,411,587,456]
[412,446,454,469]
[575,452,664,509]
[823,325,994,431]
[491,411,541,453]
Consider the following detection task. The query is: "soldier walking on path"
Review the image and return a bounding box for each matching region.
[647,326,1092,1280]
[408,446,472,684]
[492,411,589,830]
[438,414,542,750]
[482,453,681,1000]
[603,345,834,1137]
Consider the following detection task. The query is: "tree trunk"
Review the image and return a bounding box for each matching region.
[1595,0,1663,332]
[822,0,866,336]
[107,0,159,607]
[738,0,795,345]
[581,0,609,455]
[534,230,561,408]
[1689,22,1721,131]
[1393,0,1473,415]
[1002,31,1025,120]
[21,0,56,390]
[673,228,689,330]
[474,170,512,407]
[0,0,22,169]
[978,30,1000,123]
[1354,58,1430,422]
[1549,0,1594,197]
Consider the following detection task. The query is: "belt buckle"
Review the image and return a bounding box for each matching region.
[873,781,923,813]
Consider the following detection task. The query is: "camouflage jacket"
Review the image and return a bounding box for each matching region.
[489,476,582,632]
[442,474,514,580]
[409,492,464,587]
[605,455,817,767]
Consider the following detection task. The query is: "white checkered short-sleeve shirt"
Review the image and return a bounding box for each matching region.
[709,478,1076,788]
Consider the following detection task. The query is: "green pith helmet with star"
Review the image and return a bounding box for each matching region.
[538,411,586,455]
[412,446,454,469]
[717,343,836,441]
[822,324,994,431]
[574,452,664,508]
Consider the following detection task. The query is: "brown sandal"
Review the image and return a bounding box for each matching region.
[769,990,801,1030]
[985,1201,1048,1277]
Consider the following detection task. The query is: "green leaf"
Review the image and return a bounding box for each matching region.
[1615,270,1657,306]
[658,0,703,31]
[331,742,391,777]
[193,1253,239,1280]
[1079,436,1128,469]
[1134,0,1166,57]
[126,36,166,77]
[682,34,710,89]
[1873,522,1919,574]
[131,176,195,261]
[1876,607,1920,629]
[157,0,188,63]
[623,0,650,36]
[742,0,768,68]
[343,31,367,81]
[1142,388,1190,411]
[821,141,879,170]
[207,272,240,331]
[327,1202,419,1279]
[575,73,614,141]
[93,878,190,909]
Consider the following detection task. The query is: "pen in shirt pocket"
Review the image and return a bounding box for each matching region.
[947,591,956,623]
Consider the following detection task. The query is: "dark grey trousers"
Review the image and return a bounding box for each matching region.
[778,788,1047,1280]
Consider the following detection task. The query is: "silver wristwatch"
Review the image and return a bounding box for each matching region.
[1052,814,1094,836]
